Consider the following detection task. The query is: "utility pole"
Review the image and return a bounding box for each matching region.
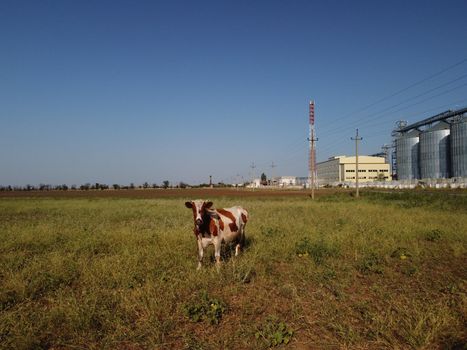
[308,132,319,199]
[270,161,276,186]
[250,162,256,189]
[308,101,318,199]
[351,129,363,198]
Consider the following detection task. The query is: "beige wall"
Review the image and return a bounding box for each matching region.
[317,156,390,184]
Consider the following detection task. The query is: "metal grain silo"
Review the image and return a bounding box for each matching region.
[450,116,467,178]
[396,129,420,180]
[419,121,451,179]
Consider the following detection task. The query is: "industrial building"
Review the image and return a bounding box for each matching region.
[250,176,308,188]
[394,107,467,180]
[317,155,391,185]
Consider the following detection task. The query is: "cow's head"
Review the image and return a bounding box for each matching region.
[185,200,213,227]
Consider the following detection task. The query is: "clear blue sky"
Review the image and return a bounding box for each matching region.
[1,0,467,186]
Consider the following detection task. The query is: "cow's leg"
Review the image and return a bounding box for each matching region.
[235,243,241,256]
[197,240,204,270]
[235,227,246,256]
[214,238,222,267]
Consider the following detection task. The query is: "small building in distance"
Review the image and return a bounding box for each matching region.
[249,176,308,188]
[272,176,309,187]
[317,155,391,185]
[276,176,297,187]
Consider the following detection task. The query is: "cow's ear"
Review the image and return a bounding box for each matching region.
[185,201,193,208]
[205,201,213,209]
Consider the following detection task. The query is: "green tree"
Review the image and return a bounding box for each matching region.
[261,173,267,185]
[162,180,170,189]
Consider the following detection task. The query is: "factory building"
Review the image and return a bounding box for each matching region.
[317,155,391,185]
[394,107,467,180]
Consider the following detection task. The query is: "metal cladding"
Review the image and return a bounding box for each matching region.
[419,121,451,179]
[450,116,467,177]
[396,129,420,180]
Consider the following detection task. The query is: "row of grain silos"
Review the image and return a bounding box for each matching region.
[396,116,467,180]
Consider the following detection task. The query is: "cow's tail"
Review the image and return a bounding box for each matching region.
[239,207,248,248]
[240,207,249,225]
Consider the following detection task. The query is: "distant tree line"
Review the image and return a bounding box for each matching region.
[0,180,237,191]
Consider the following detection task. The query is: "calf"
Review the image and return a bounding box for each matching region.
[185,200,248,269]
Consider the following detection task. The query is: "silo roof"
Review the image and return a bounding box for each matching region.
[452,115,467,123]
[425,121,450,132]
[405,129,420,137]
[399,129,420,138]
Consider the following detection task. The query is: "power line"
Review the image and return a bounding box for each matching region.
[324,57,467,123]
[316,96,467,161]
[271,59,467,176]
[250,162,256,184]
[270,161,276,183]
[351,129,363,198]
[275,58,467,161]
[320,96,467,152]
[320,74,467,136]
[365,81,467,123]
[320,81,467,145]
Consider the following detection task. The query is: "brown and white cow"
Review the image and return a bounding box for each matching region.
[185,200,248,269]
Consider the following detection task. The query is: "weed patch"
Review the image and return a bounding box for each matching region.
[260,226,282,238]
[322,268,337,280]
[401,264,418,276]
[390,247,412,260]
[255,316,294,347]
[425,229,443,242]
[357,252,384,274]
[182,334,207,350]
[183,291,226,325]
[232,265,256,284]
[295,238,338,265]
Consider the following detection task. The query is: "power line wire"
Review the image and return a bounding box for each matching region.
[321,79,467,138]
[325,57,467,122]
[317,96,467,159]
[320,73,467,135]
[274,58,467,173]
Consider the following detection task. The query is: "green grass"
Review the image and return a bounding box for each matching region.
[0,192,466,349]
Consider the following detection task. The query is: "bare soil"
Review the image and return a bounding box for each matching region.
[0,188,348,199]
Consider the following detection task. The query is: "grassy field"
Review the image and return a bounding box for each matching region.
[0,190,466,349]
